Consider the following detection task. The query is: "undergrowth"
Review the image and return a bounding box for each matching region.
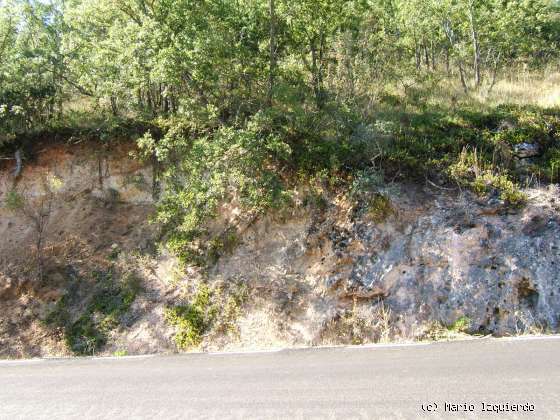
[422,316,475,341]
[164,281,248,350]
[44,269,141,355]
[0,114,158,156]
[142,103,559,265]
[8,101,560,267]
[321,302,393,345]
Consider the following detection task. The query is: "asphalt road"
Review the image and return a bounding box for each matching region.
[1,337,559,419]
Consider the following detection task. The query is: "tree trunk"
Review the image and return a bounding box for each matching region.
[468,1,482,88]
[137,89,144,109]
[431,40,436,71]
[110,96,118,116]
[310,34,325,109]
[458,60,469,94]
[343,31,355,98]
[146,89,153,112]
[487,51,502,95]
[267,0,276,106]
[443,18,468,92]
[413,32,420,70]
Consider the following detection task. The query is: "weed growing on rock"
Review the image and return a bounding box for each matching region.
[367,194,394,223]
[44,270,141,355]
[164,285,210,349]
[207,229,239,266]
[164,281,249,350]
[320,302,394,345]
[448,316,472,333]
[472,172,527,207]
[421,316,474,341]
[449,147,527,207]
[4,189,24,210]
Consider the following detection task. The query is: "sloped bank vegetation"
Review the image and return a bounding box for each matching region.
[1,0,560,356]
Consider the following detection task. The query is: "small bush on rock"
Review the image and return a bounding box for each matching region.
[45,270,140,355]
[165,281,249,350]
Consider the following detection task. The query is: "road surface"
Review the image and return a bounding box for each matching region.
[1,337,559,419]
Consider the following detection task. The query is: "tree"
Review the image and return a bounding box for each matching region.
[1,0,559,126]
[5,174,63,281]
[267,0,276,106]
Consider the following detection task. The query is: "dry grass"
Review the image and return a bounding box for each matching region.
[319,300,394,346]
[475,70,560,108]
[385,68,560,110]
[514,310,548,336]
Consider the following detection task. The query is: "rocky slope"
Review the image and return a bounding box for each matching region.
[1,141,559,358]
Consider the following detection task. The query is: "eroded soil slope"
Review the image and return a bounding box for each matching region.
[1,141,559,358]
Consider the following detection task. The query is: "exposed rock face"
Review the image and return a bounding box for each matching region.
[212,184,560,346]
[1,142,559,357]
[514,142,542,158]
[324,187,560,336]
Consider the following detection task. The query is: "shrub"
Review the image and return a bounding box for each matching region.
[164,284,211,349]
[44,270,140,355]
[320,302,393,345]
[140,111,292,265]
[449,147,527,207]
[350,168,384,198]
[4,189,24,210]
[472,172,527,207]
[164,281,248,350]
[421,316,474,341]
[448,316,472,334]
[164,304,206,349]
[367,194,394,223]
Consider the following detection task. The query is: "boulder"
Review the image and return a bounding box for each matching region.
[514,142,541,159]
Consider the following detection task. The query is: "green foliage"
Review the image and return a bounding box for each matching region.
[3,0,558,139]
[3,0,560,270]
[164,303,206,350]
[542,148,560,183]
[44,270,140,355]
[448,147,527,207]
[350,169,384,196]
[448,316,472,334]
[422,316,474,341]
[212,282,249,337]
[0,113,157,156]
[348,169,393,222]
[379,104,559,198]
[367,194,394,223]
[107,245,121,262]
[4,189,24,211]
[141,111,292,265]
[164,281,248,350]
[472,172,527,207]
